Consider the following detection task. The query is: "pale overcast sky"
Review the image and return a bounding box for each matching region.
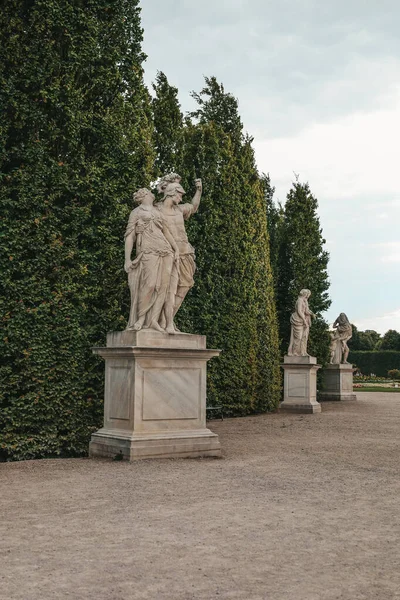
[141,0,400,333]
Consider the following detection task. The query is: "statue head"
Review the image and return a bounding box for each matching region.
[299,289,311,299]
[157,172,182,194]
[163,181,186,204]
[133,188,155,205]
[337,312,349,324]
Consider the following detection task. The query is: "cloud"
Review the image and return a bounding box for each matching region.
[356,308,400,334]
[371,242,400,264]
[141,0,400,136]
[253,90,400,201]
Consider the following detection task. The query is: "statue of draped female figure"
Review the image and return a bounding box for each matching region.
[124,188,179,334]
[288,289,316,356]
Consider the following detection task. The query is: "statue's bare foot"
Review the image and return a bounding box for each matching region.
[166,325,176,335]
[150,320,165,333]
[133,321,143,331]
[174,323,181,333]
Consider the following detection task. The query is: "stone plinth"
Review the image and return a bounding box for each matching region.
[280,355,321,413]
[319,363,357,402]
[89,330,222,460]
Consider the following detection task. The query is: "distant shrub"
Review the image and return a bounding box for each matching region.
[388,369,400,380]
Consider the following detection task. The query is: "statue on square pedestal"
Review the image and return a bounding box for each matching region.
[288,289,316,357]
[90,174,222,461]
[329,313,352,364]
[320,313,356,402]
[281,289,321,413]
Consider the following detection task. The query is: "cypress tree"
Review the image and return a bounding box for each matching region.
[0,0,154,460]
[276,180,331,362]
[174,77,281,414]
[151,71,183,177]
[262,173,283,290]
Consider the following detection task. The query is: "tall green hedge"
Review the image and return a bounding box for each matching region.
[0,0,154,460]
[349,351,400,377]
[153,77,281,415]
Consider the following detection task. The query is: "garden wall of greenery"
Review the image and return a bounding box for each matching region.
[0,1,331,460]
[349,352,400,378]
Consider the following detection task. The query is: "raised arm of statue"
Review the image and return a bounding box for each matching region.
[190,178,202,213]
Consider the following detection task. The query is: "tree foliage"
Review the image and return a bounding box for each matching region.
[262,173,282,287]
[151,71,183,177]
[379,329,400,351]
[0,0,154,460]
[348,326,380,351]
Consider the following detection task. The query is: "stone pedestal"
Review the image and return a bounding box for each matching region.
[89,330,222,460]
[280,355,321,413]
[319,363,357,402]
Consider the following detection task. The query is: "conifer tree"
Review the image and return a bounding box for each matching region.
[276,180,331,361]
[174,77,281,414]
[0,0,154,460]
[151,71,183,176]
[262,173,283,289]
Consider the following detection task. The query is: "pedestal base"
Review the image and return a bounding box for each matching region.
[280,355,322,414]
[319,363,357,401]
[89,330,222,460]
[90,429,221,460]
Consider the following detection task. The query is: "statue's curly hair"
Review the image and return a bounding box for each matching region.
[156,172,181,194]
[133,188,150,203]
[299,289,311,298]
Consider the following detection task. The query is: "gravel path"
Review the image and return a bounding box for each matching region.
[1,392,400,600]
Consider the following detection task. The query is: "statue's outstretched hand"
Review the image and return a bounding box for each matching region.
[194,178,202,192]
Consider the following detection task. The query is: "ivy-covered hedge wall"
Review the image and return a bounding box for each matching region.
[151,76,282,416]
[349,351,400,377]
[0,0,154,460]
[177,123,281,415]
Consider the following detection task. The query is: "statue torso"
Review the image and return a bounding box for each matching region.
[156,203,194,255]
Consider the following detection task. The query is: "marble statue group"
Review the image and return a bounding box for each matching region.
[124,173,202,334]
[287,291,352,364]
